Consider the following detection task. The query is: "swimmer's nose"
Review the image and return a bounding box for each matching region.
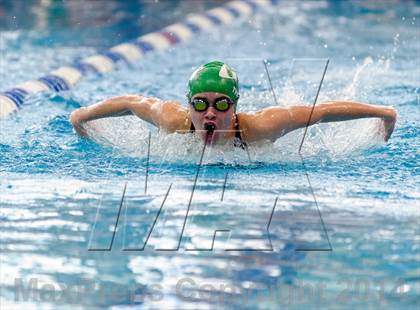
[204,107,216,120]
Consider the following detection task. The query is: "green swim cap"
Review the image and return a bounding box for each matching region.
[187,61,239,103]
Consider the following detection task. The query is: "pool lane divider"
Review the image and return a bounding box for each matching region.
[0,0,279,118]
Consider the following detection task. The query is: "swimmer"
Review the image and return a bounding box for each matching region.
[70,61,397,146]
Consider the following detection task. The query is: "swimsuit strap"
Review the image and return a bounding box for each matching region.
[233,114,242,140]
[233,114,248,150]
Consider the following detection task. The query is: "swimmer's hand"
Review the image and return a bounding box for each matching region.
[382,107,397,142]
[70,108,88,137]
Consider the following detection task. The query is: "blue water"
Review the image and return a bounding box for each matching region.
[1,1,419,309]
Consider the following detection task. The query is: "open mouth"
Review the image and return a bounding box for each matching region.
[204,122,216,142]
[204,122,216,133]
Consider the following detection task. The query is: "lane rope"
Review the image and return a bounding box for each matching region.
[0,0,278,117]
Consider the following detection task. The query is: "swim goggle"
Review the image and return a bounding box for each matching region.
[190,97,234,112]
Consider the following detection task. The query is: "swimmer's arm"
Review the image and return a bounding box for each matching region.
[70,95,189,137]
[70,95,149,137]
[245,101,397,142]
[286,101,397,141]
[289,101,396,123]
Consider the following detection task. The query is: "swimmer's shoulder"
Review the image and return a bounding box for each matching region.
[154,99,191,132]
[237,107,290,142]
[236,111,257,142]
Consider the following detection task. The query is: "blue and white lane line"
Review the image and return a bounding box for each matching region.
[0,0,277,118]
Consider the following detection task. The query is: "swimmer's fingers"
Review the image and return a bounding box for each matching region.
[70,108,89,137]
[382,108,397,142]
[383,117,396,142]
[73,122,88,137]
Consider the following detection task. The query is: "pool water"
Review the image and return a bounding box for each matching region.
[1,1,419,309]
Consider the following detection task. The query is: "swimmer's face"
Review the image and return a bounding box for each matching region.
[189,92,236,144]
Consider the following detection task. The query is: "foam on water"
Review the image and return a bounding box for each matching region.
[83,54,388,164]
